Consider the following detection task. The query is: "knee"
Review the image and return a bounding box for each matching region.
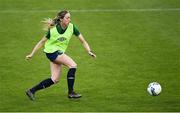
[69,62,77,68]
[51,77,60,84]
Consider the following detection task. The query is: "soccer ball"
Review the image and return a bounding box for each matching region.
[147,82,162,96]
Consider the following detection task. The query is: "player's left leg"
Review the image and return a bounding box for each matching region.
[55,54,82,98]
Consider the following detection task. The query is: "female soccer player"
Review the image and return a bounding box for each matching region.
[25,10,96,101]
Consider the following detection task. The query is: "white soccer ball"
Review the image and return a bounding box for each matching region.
[147,82,162,96]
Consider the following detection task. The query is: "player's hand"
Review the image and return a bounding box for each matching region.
[26,54,33,60]
[88,51,96,58]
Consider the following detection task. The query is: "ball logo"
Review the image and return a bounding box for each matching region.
[57,37,66,42]
[147,82,162,96]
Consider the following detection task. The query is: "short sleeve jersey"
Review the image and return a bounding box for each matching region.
[45,23,80,39]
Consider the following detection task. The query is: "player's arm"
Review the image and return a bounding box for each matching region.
[26,36,48,60]
[78,34,96,58]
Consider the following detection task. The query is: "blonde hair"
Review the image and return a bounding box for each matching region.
[42,10,69,31]
[41,17,56,31]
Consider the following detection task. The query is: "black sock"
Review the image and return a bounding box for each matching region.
[30,78,54,94]
[67,68,76,94]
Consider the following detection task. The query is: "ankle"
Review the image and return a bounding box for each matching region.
[68,90,74,94]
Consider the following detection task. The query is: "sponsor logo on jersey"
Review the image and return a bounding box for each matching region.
[57,37,66,42]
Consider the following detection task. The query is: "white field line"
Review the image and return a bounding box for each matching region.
[0,8,180,13]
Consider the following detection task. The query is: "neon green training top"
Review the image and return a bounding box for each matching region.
[44,23,78,53]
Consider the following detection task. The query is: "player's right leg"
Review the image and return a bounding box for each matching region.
[26,51,62,101]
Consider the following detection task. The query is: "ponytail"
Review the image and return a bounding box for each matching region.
[42,10,69,31]
[42,17,59,31]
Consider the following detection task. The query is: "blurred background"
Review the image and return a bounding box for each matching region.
[0,0,180,112]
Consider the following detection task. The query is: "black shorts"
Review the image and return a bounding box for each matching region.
[45,50,63,62]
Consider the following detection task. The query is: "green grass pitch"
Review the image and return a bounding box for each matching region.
[0,0,180,112]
